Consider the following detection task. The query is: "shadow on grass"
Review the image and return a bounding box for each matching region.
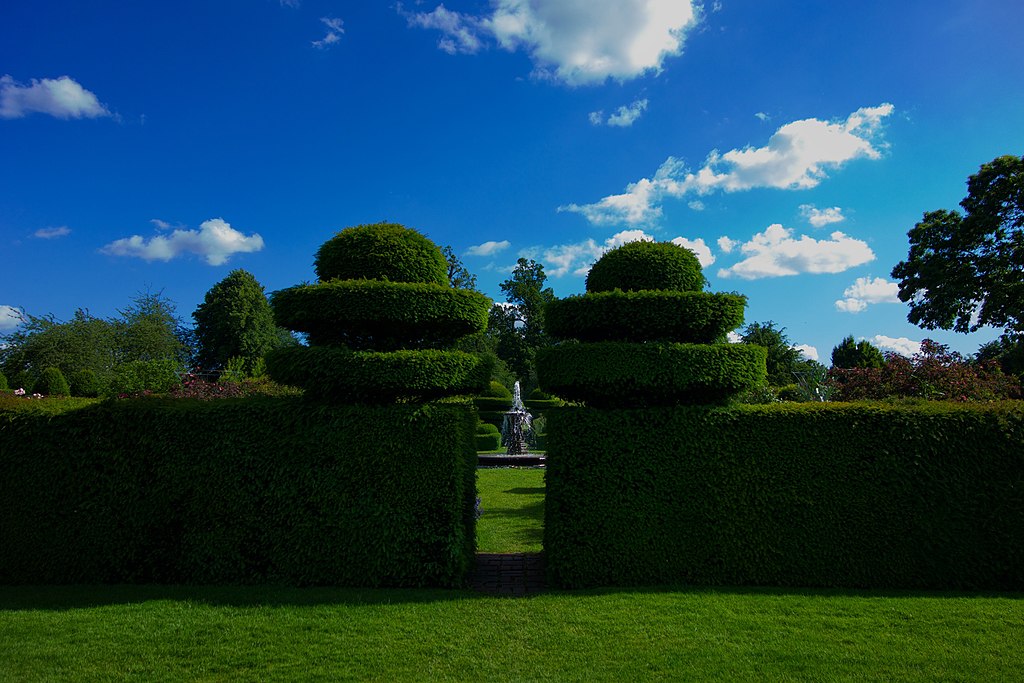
[1,582,1019,613]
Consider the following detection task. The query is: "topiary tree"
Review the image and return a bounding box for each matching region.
[537,241,766,407]
[35,366,70,397]
[831,335,885,369]
[69,368,101,397]
[266,223,492,402]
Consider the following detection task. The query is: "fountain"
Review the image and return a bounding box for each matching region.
[500,381,535,456]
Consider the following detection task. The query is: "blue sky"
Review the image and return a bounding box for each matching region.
[2,0,1023,363]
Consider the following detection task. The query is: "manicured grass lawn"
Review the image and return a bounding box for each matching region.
[2,584,1021,681]
[476,467,545,553]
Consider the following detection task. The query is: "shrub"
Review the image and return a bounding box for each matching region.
[831,335,885,369]
[775,384,803,401]
[272,280,489,350]
[111,359,183,395]
[481,380,512,399]
[475,421,502,451]
[546,290,745,344]
[69,369,102,398]
[537,342,767,407]
[0,371,7,392]
[544,402,1024,591]
[314,223,448,285]
[0,398,478,586]
[585,240,706,293]
[34,367,70,397]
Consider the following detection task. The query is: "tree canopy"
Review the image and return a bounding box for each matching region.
[891,154,1024,335]
[487,258,555,384]
[830,335,885,369]
[440,245,479,291]
[738,320,817,386]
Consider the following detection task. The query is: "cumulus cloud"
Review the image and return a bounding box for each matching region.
[834,276,900,313]
[717,236,738,253]
[312,17,344,49]
[716,224,875,280]
[871,335,921,357]
[466,240,511,256]
[755,112,770,122]
[101,218,264,266]
[0,75,110,120]
[670,236,714,267]
[530,228,712,278]
[793,344,819,361]
[566,104,894,226]
[32,226,71,239]
[590,99,649,127]
[0,305,23,332]
[800,204,846,228]
[404,1,701,85]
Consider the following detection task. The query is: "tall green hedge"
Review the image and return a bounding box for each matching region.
[544,402,1024,590]
[0,398,478,586]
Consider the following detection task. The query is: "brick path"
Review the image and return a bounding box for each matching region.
[469,553,546,596]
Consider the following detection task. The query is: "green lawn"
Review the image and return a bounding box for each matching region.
[476,467,545,553]
[2,585,1021,681]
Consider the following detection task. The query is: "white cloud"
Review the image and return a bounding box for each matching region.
[793,344,819,361]
[0,305,23,331]
[0,75,110,120]
[466,240,511,256]
[717,224,875,280]
[834,276,900,313]
[280,0,300,7]
[717,236,738,253]
[588,110,604,125]
[727,331,742,343]
[688,200,705,211]
[312,17,344,49]
[755,112,770,122]
[871,335,921,357]
[405,1,701,85]
[607,99,649,127]
[566,104,894,226]
[800,204,846,228]
[101,218,264,266]
[32,226,71,239]
[670,236,714,267]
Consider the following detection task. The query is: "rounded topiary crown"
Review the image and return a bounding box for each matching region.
[314,223,448,285]
[585,240,706,293]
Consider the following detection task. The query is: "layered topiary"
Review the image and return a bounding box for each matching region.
[538,240,763,406]
[268,223,491,402]
[314,222,449,285]
[585,240,706,293]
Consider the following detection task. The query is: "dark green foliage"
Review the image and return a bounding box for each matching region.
[481,380,512,399]
[775,384,803,401]
[977,333,1024,379]
[739,320,807,386]
[585,240,706,293]
[111,359,184,395]
[265,347,490,402]
[314,223,448,285]
[69,369,101,397]
[831,335,885,369]
[35,367,70,396]
[487,258,556,382]
[0,399,477,587]
[892,155,1024,335]
[537,342,767,407]
[271,280,489,350]
[441,244,479,291]
[475,421,501,450]
[544,403,1024,590]
[546,291,746,343]
[0,371,7,392]
[193,270,283,373]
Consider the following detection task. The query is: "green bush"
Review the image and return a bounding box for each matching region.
[546,290,745,343]
[775,384,803,401]
[272,280,490,350]
[544,402,1024,590]
[266,347,491,402]
[69,369,102,398]
[111,359,183,395]
[475,422,502,451]
[585,240,706,293]
[35,366,70,397]
[314,223,448,285]
[0,371,7,392]
[537,342,767,407]
[481,380,512,399]
[0,398,477,586]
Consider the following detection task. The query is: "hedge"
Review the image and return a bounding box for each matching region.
[537,342,767,406]
[0,397,477,586]
[545,290,746,344]
[314,223,449,285]
[272,280,490,350]
[475,422,502,451]
[544,402,1024,590]
[585,240,706,293]
[266,347,491,402]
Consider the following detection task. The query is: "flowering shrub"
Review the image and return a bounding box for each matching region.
[830,339,1021,401]
[167,374,246,400]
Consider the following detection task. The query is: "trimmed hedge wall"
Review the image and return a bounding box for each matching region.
[272,280,490,350]
[544,402,1024,590]
[0,398,478,586]
[546,291,746,344]
[266,347,491,402]
[537,342,767,407]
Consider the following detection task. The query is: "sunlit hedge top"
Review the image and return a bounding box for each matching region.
[585,240,706,293]
[314,223,449,285]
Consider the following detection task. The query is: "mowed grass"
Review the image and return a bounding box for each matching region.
[476,467,545,553]
[2,584,1021,681]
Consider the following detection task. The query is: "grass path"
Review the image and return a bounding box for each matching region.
[476,467,545,553]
